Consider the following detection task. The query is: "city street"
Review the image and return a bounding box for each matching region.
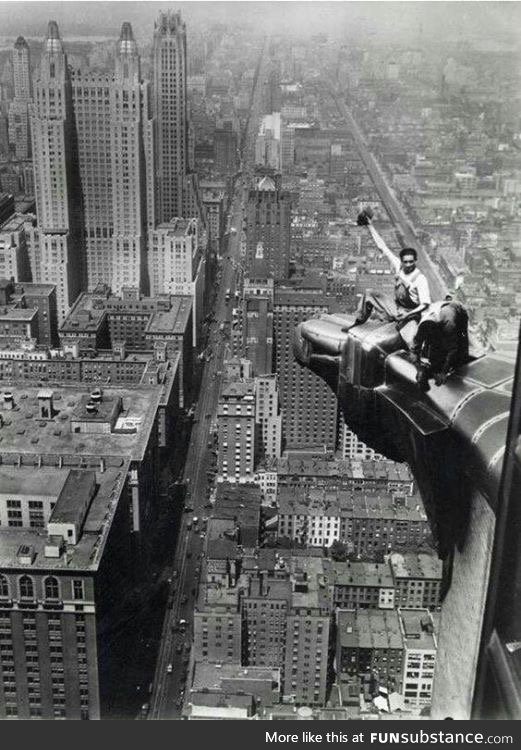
[147,54,264,720]
[330,87,447,301]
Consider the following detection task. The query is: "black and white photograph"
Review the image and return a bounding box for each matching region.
[0,0,520,727]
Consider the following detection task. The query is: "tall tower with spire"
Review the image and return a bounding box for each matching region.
[8,36,32,159]
[64,21,151,294]
[153,11,188,223]
[30,21,84,322]
[109,22,149,292]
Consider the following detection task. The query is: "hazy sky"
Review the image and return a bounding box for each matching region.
[0,1,519,43]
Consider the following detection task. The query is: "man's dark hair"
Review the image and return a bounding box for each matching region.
[399,247,418,261]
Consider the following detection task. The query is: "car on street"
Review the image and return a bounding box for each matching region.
[167,664,173,674]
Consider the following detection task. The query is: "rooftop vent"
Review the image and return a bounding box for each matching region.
[17,544,36,565]
[2,392,14,410]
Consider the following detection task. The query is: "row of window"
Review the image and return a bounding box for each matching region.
[0,575,84,601]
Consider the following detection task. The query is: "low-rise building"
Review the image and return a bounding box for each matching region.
[399,609,438,708]
[277,487,431,555]
[185,662,280,719]
[332,560,395,610]
[389,552,442,610]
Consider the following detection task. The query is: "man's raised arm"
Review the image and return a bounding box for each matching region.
[357,209,400,273]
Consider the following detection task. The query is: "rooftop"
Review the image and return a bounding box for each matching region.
[389,552,443,581]
[0,307,37,322]
[269,456,413,482]
[399,609,438,651]
[0,463,129,571]
[338,609,403,650]
[334,560,394,588]
[60,293,107,332]
[192,662,278,692]
[155,217,197,237]
[145,296,192,336]
[0,384,161,461]
[278,486,426,521]
[48,470,95,524]
[0,466,69,498]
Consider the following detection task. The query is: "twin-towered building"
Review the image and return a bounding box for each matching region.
[27,14,203,323]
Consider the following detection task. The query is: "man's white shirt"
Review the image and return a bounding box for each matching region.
[395,267,431,307]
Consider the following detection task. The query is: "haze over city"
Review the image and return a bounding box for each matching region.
[0,0,520,725]
[0,2,519,44]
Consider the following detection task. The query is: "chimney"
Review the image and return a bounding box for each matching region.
[37,389,54,419]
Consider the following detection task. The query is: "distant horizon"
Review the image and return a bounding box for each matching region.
[0,2,519,45]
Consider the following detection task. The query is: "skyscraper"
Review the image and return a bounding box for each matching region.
[153,11,187,223]
[274,286,339,451]
[8,36,32,159]
[30,21,84,323]
[71,22,151,293]
[31,22,152,308]
[245,176,292,280]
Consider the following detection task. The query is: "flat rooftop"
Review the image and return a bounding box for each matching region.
[220,380,255,398]
[0,214,25,232]
[60,293,107,332]
[0,384,161,461]
[155,218,196,237]
[0,307,37,322]
[334,560,394,588]
[338,609,403,651]
[389,552,442,581]
[272,456,413,482]
[287,554,332,611]
[0,466,69,498]
[192,662,278,692]
[399,609,437,651]
[0,462,130,571]
[145,296,192,336]
[13,282,55,298]
[278,486,426,521]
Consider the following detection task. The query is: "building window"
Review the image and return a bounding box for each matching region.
[0,574,9,598]
[44,576,60,600]
[19,575,34,600]
[73,580,85,601]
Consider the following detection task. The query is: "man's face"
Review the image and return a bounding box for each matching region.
[401,253,416,274]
